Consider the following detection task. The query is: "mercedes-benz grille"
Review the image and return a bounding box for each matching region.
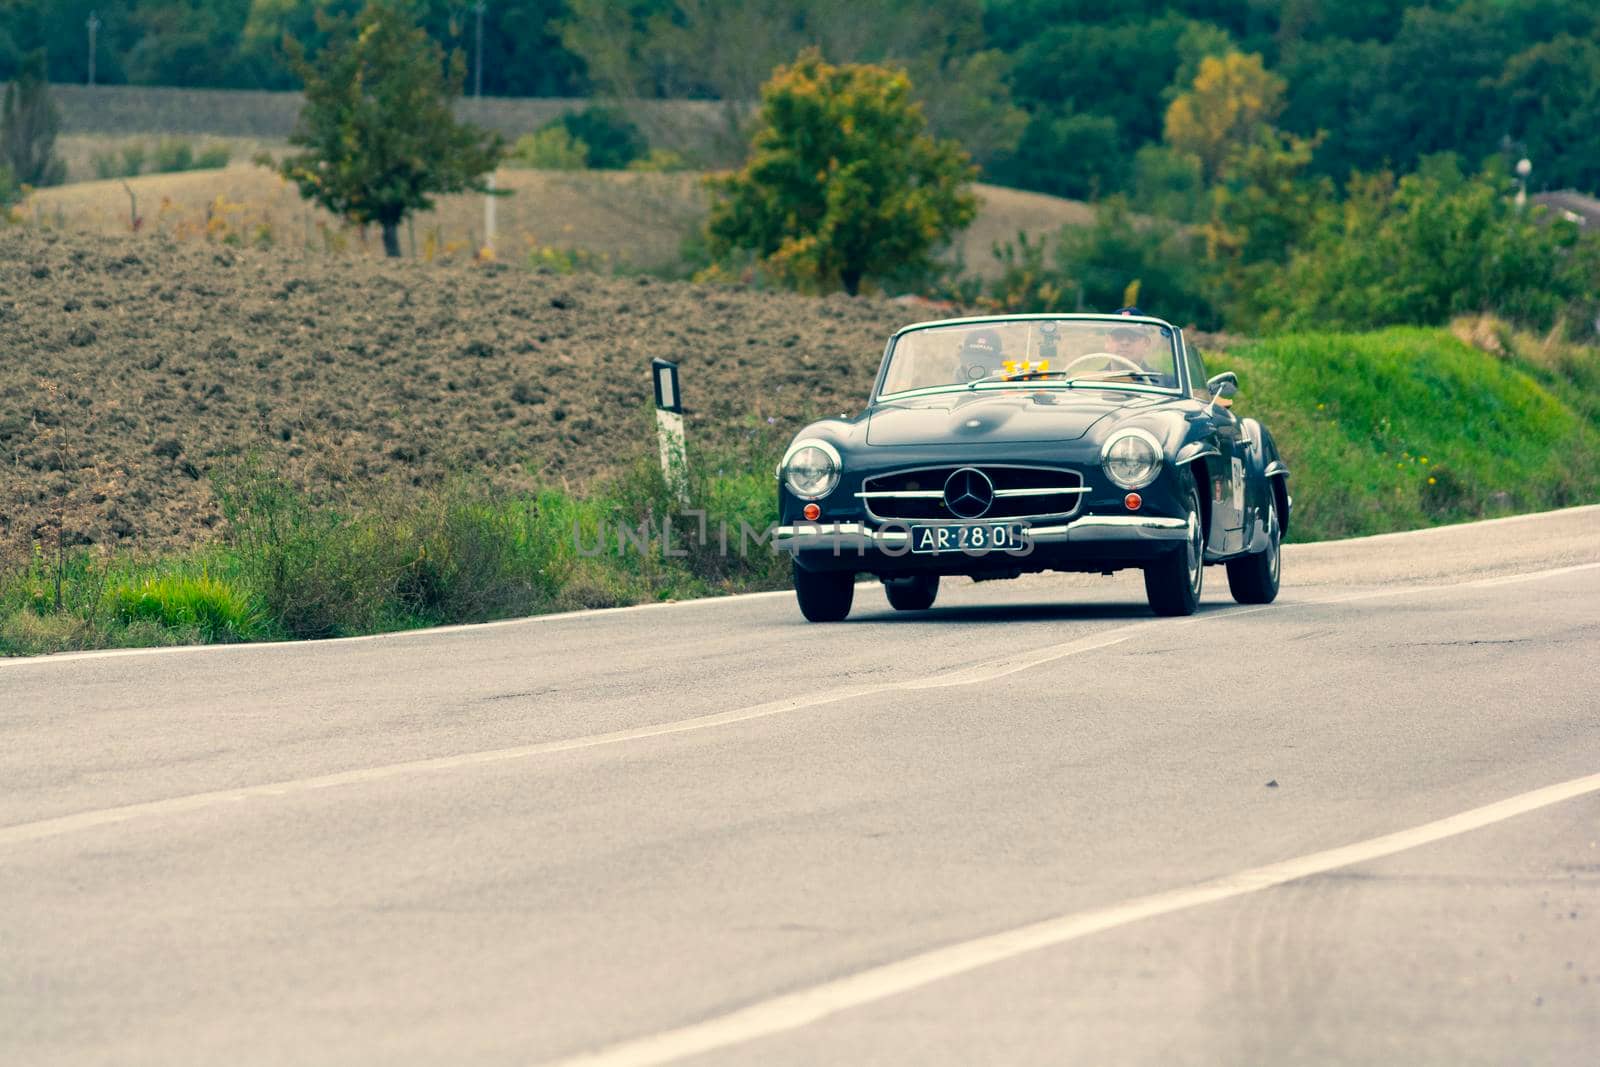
[856,465,1087,522]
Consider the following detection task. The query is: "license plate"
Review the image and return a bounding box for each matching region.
[909,523,1030,554]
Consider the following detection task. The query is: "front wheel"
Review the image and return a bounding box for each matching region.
[1143,478,1204,617]
[884,574,939,611]
[1226,493,1281,604]
[794,562,854,622]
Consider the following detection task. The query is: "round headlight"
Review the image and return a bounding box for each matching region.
[1101,429,1163,490]
[782,439,841,500]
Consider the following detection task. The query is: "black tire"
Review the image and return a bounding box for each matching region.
[794,562,854,622]
[1227,492,1281,604]
[884,574,939,611]
[1143,477,1204,617]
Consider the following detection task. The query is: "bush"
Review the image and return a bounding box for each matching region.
[152,138,195,173]
[626,148,688,173]
[983,200,1219,327]
[508,126,588,170]
[1252,162,1600,335]
[550,106,646,169]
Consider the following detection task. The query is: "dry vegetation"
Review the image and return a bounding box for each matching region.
[0,227,911,563]
[23,165,1091,280]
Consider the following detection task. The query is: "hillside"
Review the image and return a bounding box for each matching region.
[22,165,1094,280]
[0,228,905,561]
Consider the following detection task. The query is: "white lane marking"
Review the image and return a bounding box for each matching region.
[0,586,818,669]
[0,628,1144,848]
[6,505,1595,669]
[546,771,1600,1067]
[3,562,1595,849]
[1305,502,1600,546]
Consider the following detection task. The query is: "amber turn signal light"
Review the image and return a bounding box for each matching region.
[803,503,821,521]
[1124,493,1142,510]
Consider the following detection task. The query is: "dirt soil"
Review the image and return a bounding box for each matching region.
[1,229,913,561]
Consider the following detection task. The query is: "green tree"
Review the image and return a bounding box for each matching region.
[0,49,64,188]
[1164,51,1286,182]
[1254,161,1599,333]
[705,49,977,295]
[990,107,1125,200]
[278,1,503,258]
[1496,34,1600,194]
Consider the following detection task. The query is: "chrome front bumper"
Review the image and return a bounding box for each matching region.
[774,514,1188,553]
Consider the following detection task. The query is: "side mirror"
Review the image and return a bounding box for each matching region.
[1206,371,1239,399]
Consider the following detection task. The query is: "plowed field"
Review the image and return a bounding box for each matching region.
[1,229,911,560]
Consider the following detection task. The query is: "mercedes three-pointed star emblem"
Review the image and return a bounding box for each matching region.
[943,467,995,519]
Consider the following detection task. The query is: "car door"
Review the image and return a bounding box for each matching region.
[1183,339,1245,553]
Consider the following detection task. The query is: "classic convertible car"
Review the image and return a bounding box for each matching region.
[774,313,1290,621]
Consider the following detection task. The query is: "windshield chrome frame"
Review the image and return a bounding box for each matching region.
[871,313,1189,405]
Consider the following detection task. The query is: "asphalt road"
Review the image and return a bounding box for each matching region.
[2,506,1598,1066]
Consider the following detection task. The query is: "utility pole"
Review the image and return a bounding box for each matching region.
[473,0,486,102]
[86,11,101,86]
[474,1,495,258]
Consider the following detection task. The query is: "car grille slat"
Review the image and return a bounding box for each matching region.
[858,465,1086,522]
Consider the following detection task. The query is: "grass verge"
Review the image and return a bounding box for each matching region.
[1210,326,1600,540]
[0,450,788,656]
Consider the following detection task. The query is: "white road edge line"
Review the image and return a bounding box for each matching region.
[5,505,1595,669]
[1,561,1594,850]
[543,770,1600,1067]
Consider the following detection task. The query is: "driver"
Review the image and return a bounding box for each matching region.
[1104,325,1174,385]
[955,327,1004,382]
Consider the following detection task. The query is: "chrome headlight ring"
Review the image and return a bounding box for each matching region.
[780,438,842,500]
[1100,428,1164,490]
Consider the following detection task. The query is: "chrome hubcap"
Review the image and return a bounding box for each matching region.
[1266,502,1280,583]
[1186,505,1203,597]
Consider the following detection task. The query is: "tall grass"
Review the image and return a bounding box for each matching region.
[1213,327,1600,539]
[0,444,788,655]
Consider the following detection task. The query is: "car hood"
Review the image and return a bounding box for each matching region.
[864,388,1168,447]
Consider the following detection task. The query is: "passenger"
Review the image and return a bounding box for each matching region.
[954,327,1005,382]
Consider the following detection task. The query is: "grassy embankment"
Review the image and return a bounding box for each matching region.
[2,326,1595,655]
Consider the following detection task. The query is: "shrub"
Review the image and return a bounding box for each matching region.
[0,49,64,188]
[626,147,688,173]
[550,106,645,169]
[1252,161,1600,335]
[195,144,232,169]
[152,138,195,173]
[508,126,588,170]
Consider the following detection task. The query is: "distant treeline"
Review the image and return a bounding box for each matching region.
[3,1,1598,194]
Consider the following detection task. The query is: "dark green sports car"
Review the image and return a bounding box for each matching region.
[774,313,1290,621]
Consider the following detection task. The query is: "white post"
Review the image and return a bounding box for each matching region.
[1515,157,1531,210]
[652,359,688,505]
[484,171,497,256]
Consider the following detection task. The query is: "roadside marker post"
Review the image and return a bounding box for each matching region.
[652,359,689,504]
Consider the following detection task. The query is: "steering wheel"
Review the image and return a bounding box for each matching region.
[1061,352,1146,376]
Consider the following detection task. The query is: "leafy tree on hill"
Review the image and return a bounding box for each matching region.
[1495,34,1600,194]
[278,0,503,258]
[705,49,977,296]
[1,49,64,188]
[1252,161,1600,333]
[1164,52,1286,182]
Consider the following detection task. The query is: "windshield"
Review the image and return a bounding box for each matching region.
[880,319,1180,397]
